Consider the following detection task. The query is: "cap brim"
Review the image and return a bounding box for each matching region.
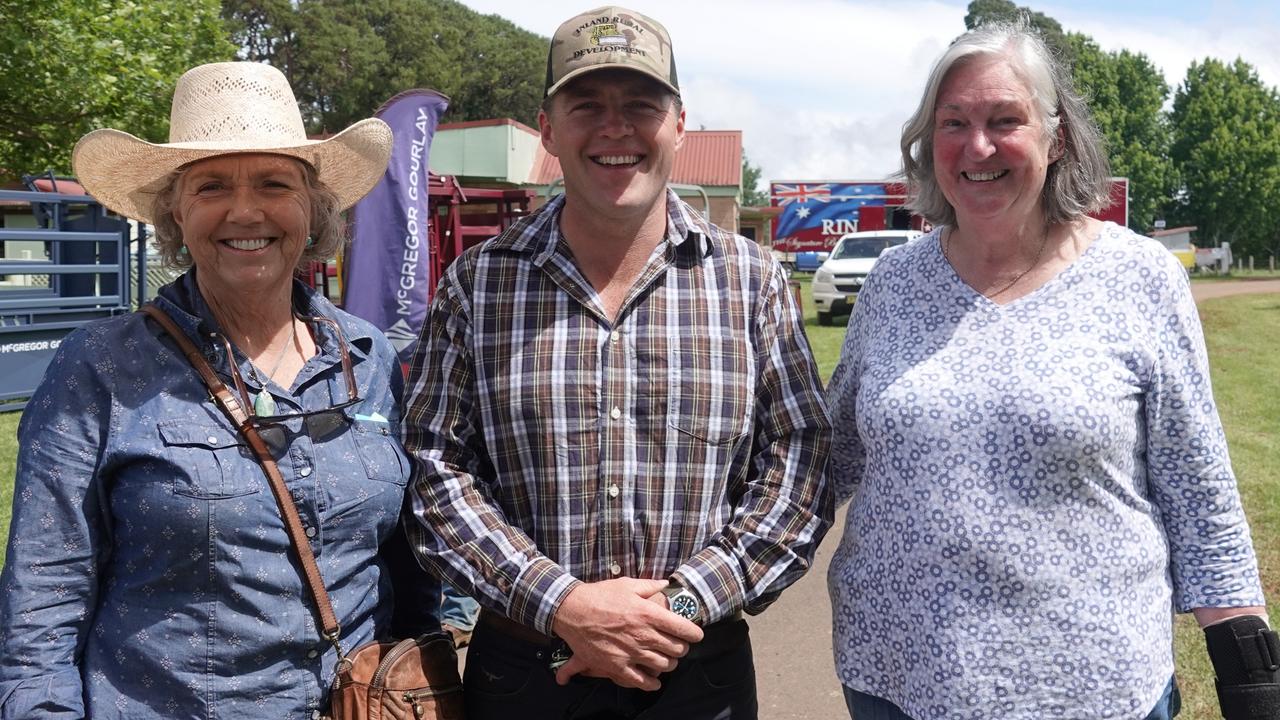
[545,64,679,99]
[71,119,392,223]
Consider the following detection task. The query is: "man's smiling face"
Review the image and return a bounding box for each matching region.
[539,68,685,223]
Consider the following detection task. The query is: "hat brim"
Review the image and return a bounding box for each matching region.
[545,64,679,99]
[71,118,392,224]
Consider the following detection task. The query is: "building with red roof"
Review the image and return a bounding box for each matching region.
[430,118,755,235]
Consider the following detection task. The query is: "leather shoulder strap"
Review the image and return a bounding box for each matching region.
[139,303,343,643]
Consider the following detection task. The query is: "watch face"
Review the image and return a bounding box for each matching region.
[670,593,699,621]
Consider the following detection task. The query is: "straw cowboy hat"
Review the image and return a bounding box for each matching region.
[72,61,392,224]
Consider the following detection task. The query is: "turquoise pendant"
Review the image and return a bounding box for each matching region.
[253,391,277,416]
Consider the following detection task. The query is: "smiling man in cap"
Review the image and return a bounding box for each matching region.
[402,6,833,718]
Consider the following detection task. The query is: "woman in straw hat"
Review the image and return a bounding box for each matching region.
[0,62,441,718]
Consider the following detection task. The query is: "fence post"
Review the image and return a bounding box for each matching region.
[1249,256,1254,272]
[1270,255,1275,272]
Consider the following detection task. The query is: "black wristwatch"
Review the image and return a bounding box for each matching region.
[661,581,703,625]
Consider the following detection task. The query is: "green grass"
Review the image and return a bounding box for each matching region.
[1172,293,1280,718]
[790,275,849,382]
[0,283,1276,718]
[0,411,17,569]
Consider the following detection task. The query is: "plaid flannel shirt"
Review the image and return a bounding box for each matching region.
[404,190,832,635]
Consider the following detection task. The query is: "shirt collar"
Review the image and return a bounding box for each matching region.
[484,188,713,264]
[150,268,376,363]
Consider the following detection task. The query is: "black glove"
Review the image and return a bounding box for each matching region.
[1204,615,1280,719]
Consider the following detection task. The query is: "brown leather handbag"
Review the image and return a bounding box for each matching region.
[141,304,465,720]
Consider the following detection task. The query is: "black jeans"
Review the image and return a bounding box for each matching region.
[463,618,758,720]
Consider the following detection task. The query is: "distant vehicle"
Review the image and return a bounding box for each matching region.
[1150,225,1197,272]
[811,230,922,325]
[793,251,828,273]
[768,177,1128,266]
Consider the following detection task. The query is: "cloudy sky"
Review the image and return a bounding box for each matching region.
[458,0,1280,185]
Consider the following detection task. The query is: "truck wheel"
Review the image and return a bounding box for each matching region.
[817,311,833,326]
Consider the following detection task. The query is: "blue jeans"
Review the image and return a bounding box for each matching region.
[843,676,1181,719]
[440,581,480,631]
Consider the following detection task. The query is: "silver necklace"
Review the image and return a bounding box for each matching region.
[248,318,298,416]
[944,226,1049,299]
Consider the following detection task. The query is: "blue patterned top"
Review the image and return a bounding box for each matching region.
[826,224,1265,719]
[0,271,439,719]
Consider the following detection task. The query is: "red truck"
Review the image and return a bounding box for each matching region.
[770,178,1129,262]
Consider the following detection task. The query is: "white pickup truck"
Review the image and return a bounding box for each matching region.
[811,230,921,325]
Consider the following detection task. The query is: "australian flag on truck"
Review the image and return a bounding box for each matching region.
[772,183,885,251]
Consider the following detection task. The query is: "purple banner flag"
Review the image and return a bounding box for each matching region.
[344,89,449,363]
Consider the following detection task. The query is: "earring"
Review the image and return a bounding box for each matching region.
[305,236,315,248]
[179,245,189,255]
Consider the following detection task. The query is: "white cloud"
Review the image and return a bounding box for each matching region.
[1053,5,1280,94]
[461,0,1280,183]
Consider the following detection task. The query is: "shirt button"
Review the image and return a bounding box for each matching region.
[610,407,621,420]
[207,435,218,444]
[307,649,319,659]
[299,466,312,477]
[608,484,620,498]
[609,562,622,576]
[305,526,317,538]
[610,331,620,344]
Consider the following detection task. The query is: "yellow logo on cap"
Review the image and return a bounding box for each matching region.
[590,23,629,47]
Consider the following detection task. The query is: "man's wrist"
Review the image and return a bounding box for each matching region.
[661,580,704,626]
[511,558,579,637]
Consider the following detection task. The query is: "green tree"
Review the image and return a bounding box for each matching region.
[223,0,297,68]
[224,0,546,134]
[1068,33,1176,232]
[963,0,1071,61]
[741,153,768,207]
[0,0,235,183]
[1170,58,1280,257]
[960,4,1178,232]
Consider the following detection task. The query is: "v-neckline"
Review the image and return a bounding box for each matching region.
[936,223,1109,310]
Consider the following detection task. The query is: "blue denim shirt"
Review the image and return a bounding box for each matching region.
[0,271,440,719]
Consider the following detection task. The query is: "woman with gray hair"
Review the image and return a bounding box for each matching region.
[0,62,442,718]
[825,22,1273,720]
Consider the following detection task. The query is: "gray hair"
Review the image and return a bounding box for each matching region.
[899,21,1111,227]
[149,158,344,270]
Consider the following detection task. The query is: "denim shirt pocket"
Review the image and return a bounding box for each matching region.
[157,420,262,499]
[350,418,408,485]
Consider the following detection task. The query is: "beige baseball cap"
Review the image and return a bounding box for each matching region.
[544,6,679,98]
